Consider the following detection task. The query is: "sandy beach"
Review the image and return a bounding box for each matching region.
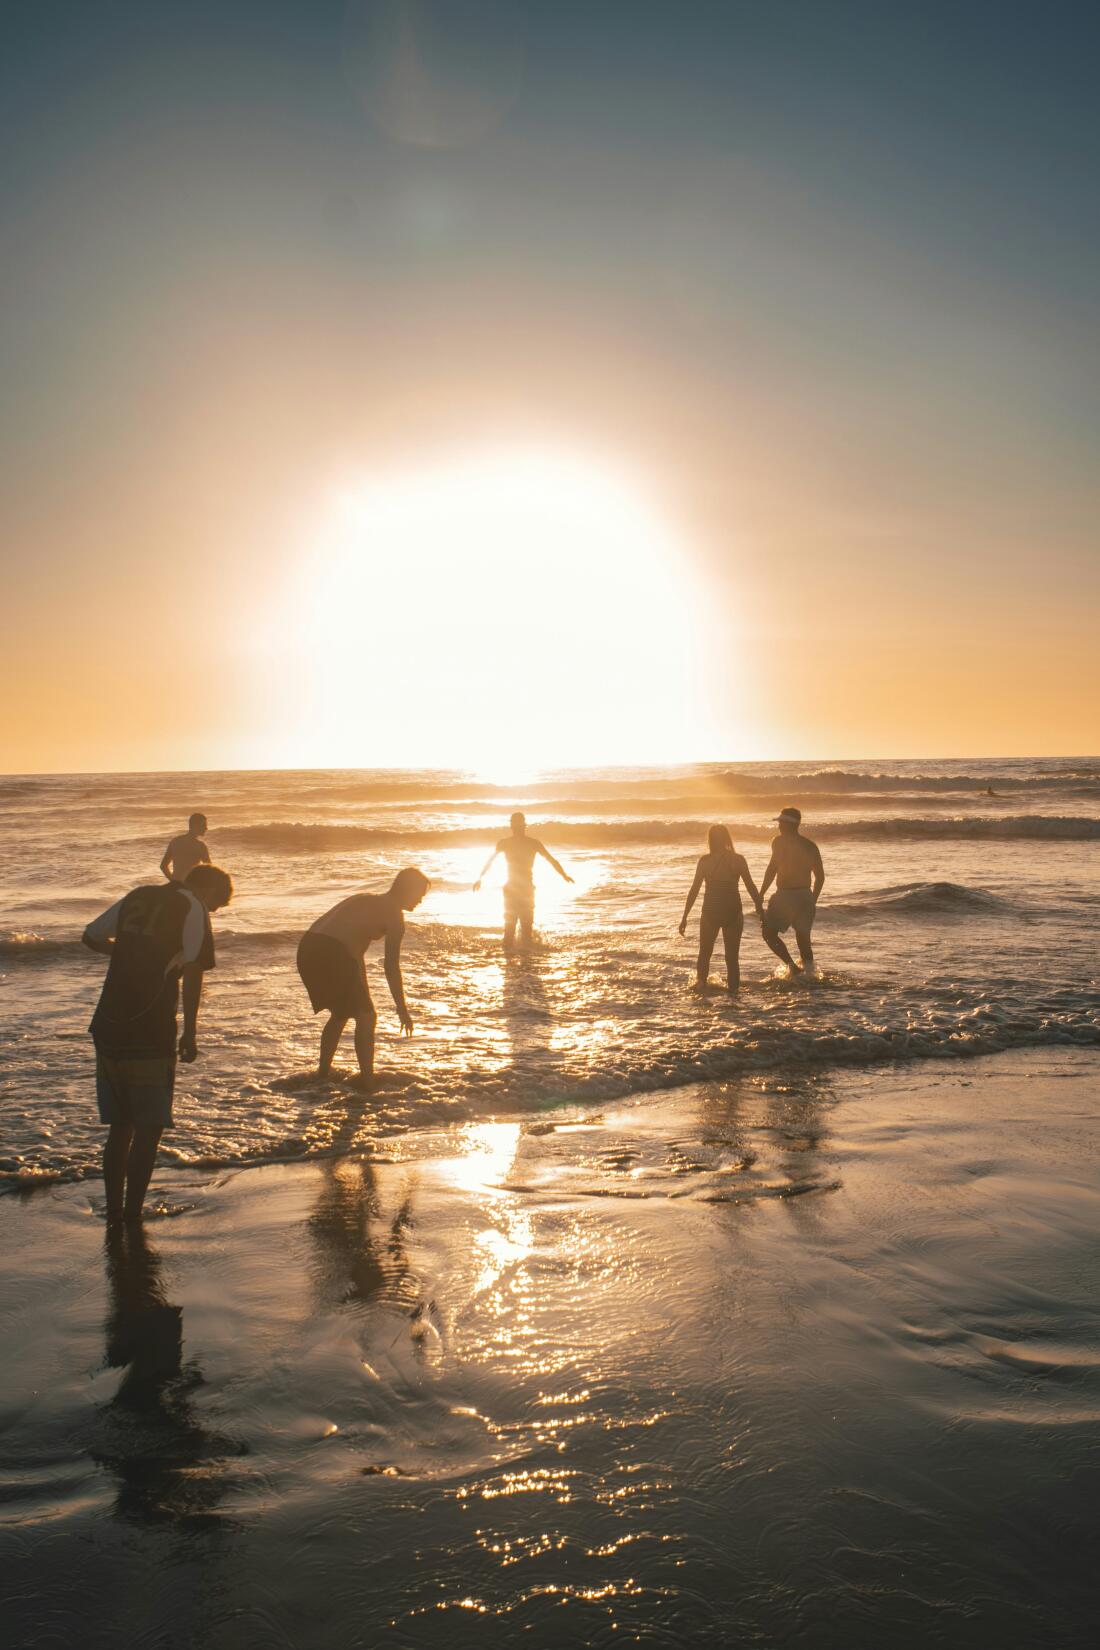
[2,1046,1097,1648]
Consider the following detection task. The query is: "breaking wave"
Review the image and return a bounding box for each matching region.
[208,815,1100,854]
[826,882,1019,921]
[3,994,1097,1191]
[0,932,85,961]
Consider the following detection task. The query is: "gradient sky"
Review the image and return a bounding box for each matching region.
[3,0,1098,772]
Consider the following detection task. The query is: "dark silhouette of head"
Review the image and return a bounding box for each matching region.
[510,812,526,835]
[391,867,430,910]
[184,864,232,910]
[777,807,802,835]
[708,823,734,854]
[189,812,207,835]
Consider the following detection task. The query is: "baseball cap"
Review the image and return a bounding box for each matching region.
[777,806,802,825]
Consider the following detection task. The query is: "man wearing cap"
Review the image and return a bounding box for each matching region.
[758,807,825,974]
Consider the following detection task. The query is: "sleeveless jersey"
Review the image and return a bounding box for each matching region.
[89,884,214,1057]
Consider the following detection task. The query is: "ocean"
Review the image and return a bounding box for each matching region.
[2,758,1098,1192]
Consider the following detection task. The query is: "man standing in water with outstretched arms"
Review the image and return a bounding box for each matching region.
[473,812,573,949]
[296,868,430,1088]
[759,807,825,974]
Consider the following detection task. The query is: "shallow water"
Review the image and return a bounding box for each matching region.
[1,1050,1097,1648]
[1,758,1098,1188]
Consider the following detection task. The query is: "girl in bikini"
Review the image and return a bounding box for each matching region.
[679,824,763,993]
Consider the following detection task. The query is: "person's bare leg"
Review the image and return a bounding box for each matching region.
[722,922,742,993]
[520,908,534,948]
[104,1122,134,1223]
[762,925,800,973]
[696,911,718,988]
[319,1014,347,1075]
[123,1126,164,1222]
[503,911,518,952]
[352,1005,377,1083]
[795,926,815,970]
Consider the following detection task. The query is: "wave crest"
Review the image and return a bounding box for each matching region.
[210,815,1100,853]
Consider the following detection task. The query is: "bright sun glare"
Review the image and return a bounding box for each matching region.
[268,447,716,774]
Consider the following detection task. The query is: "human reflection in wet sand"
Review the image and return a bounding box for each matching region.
[500,951,555,1088]
[308,1146,436,1348]
[696,1072,833,1203]
[91,1223,241,1528]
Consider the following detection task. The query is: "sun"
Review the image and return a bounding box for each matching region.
[264,444,720,772]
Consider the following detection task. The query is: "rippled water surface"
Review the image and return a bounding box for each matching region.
[2,758,1098,1186]
[2,1052,1097,1648]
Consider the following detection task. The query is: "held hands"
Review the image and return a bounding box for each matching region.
[678,917,687,937]
[398,1008,414,1038]
[178,1033,198,1063]
[472,880,481,892]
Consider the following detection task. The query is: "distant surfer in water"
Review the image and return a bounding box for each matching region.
[759,807,825,975]
[473,812,573,950]
[679,824,762,992]
[160,813,210,884]
[83,864,233,1223]
[296,868,429,1088]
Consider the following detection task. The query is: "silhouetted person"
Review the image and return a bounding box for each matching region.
[160,813,210,883]
[679,824,762,992]
[297,867,429,1088]
[83,864,233,1223]
[759,807,825,974]
[474,812,573,949]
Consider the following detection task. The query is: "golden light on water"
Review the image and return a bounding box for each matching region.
[264,447,721,772]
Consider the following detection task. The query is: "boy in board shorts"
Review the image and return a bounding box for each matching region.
[759,807,825,974]
[297,867,429,1087]
[83,863,233,1223]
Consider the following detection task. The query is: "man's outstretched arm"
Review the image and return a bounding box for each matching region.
[758,851,778,904]
[473,847,500,891]
[384,929,413,1035]
[537,843,573,883]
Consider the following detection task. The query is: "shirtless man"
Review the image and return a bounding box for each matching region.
[473,812,573,949]
[296,867,429,1086]
[160,814,210,884]
[759,807,825,974]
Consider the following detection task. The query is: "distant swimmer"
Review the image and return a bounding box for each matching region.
[82,864,233,1224]
[160,813,210,884]
[473,812,573,949]
[679,824,762,993]
[759,807,825,975]
[296,868,430,1088]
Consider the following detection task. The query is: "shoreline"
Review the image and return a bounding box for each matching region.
[3,1046,1098,1648]
[5,1035,1100,1199]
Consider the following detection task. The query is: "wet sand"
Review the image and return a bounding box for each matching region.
[2,1048,1098,1649]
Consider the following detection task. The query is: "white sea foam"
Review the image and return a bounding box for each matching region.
[1,759,1097,1187]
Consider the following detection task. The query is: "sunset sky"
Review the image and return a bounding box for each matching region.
[3,0,1098,773]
